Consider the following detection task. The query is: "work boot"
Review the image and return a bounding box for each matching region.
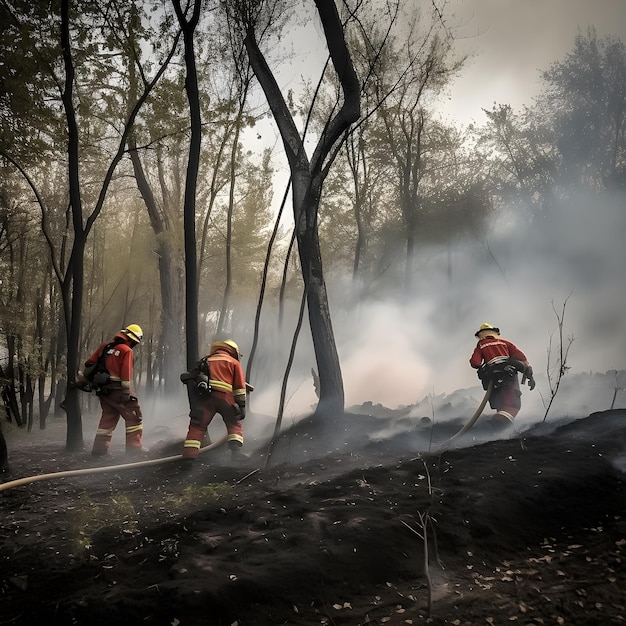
[487,412,515,435]
[228,440,243,464]
[176,457,196,473]
[125,447,145,459]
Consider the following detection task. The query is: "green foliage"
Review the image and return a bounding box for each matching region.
[70,490,139,558]
[69,481,230,560]
[540,27,626,190]
[316,4,484,290]
[476,28,626,218]
[0,0,63,161]
[175,482,231,505]
[474,104,559,219]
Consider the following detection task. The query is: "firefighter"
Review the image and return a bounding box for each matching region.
[470,323,535,426]
[85,324,144,456]
[181,339,247,464]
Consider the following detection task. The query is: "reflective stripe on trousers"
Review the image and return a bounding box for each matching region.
[92,391,143,454]
[182,392,243,459]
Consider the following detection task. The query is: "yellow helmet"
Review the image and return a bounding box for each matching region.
[474,322,500,337]
[223,339,239,354]
[210,339,241,359]
[124,324,143,343]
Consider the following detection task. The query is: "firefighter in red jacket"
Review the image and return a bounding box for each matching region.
[181,339,248,463]
[83,324,144,456]
[470,323,535,425]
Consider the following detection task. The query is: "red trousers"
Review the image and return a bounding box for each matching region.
[183,391,243,459]
[92,390,143,455]
[489,376,522,422]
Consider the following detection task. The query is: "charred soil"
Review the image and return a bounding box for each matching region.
[1,409,625,625]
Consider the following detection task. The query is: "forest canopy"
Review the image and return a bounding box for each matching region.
[1,1,625,451]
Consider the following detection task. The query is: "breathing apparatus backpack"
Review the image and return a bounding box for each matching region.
[180,357,212,419]
[180,357,212,394]
[80,340,122,395]
[477,357,525,391]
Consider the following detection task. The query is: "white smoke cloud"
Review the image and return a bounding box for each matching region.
[128,189,624,455]
[242,189,626,430]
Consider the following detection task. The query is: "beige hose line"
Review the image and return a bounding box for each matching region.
[432,380,493,451]
[0,435,228,493]
[1,382,492,490]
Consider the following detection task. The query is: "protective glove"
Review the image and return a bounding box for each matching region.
[74,372,92,393]
[223,405,242,426]
[522,365,536,390]
[121,389,131,403]
[234,403,246,421]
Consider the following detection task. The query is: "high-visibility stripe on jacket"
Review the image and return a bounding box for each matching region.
[207,349,246,404]
[469,335,528,369]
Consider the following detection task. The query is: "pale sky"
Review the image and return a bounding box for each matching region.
[438,0,626,125]
[277,1,626,129]
[248,1,626,415]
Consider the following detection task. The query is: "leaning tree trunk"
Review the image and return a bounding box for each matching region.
[293,173,344,418]
[129,143,184,392]
[242,0,360,421]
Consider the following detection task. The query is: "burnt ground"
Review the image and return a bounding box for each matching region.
[1,407,625,626]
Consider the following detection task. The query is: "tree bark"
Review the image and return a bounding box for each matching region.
[59,0,86,451]
[217,96,247,336]
[243,0,360,418]
[173,0,202,369]
[0,424,8,472]
[57,0,181,449]
[129,142,184,392]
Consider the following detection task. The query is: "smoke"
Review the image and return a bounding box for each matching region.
[439,0,626,126]
[115,189,625,455]
[242,189,626,429]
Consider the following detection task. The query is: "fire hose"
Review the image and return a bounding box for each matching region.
[0,435,228,493]
[432,379,493,450]
[1,372,257,493]
[433,358,535,450]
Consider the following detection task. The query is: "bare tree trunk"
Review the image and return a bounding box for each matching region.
[129,142,184,392]
[59,0,86,450]
[0,362,21,427]
[173,0,202,369]
[0,423,8,472]
[246,180,291,384]
[293,175,345,417]
[217,95,247,336]
[35,296,53,429]
[344,134,367,300]
[380,97,426,296]
[17,363,34,433]
[242,0,360,419]
[37,368,52,430]
[4,335,22,427]
[57,0,181,449]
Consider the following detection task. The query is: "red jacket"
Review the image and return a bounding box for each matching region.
[470,335,528,369]
[207,348,246,405]
[86,333,135,391]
